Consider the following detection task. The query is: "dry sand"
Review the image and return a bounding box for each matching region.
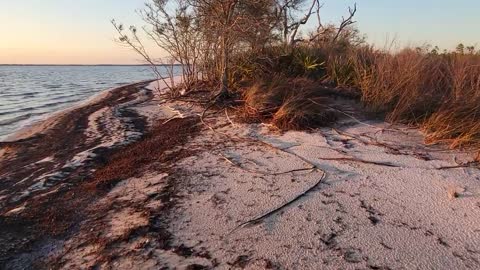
[1,79,479,269]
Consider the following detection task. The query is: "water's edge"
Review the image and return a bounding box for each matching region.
[0,65,181,139]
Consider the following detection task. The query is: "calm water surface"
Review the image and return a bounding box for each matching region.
[0,65,175,140]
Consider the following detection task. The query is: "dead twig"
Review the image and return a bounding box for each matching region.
[220,153,315,175]
[225,108,237,127]
[319,157,399,167]
[332,128,404,152]
[198,92,230,137]
[162,115,184,125]
[437,162,479,170]
[229,169,327,234]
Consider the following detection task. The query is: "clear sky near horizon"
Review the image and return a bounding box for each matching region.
[0,0,479,64]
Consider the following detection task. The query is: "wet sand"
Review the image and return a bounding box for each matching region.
[1,80,479,269]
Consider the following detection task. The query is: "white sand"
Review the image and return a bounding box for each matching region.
[7,79,479,269]
[152,99,480,269]
[56,173,170,269]
[58,86,477,269]
[65,80,476,269]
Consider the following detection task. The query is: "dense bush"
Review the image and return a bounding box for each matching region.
[348,48,480,148]
[236,42,480,148]
[242,77,339,130]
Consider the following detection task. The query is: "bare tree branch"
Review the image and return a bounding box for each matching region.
[332,3,357,42]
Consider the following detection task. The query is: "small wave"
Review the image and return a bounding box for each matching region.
[0,99,78,117]
[0,113,41,126]
[42,84,63,89]
[22,92,39,97]
[0,108,29,116]
[0,105,47,115]
[49,93,83,101]
[0,92,38,98]
[26,99,78,111]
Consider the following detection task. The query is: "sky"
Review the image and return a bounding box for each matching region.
[0,0,479,64]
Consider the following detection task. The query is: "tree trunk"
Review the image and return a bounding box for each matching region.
[282,8,289,45]
[220,34,229,97]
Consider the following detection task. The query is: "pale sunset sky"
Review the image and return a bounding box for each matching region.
[0,0,478,64]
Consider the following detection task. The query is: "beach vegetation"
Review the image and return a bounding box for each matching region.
[115,0,480,152]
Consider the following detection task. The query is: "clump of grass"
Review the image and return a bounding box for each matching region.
[423,101,480,148]
[237,41,480,151]
[350,48,447,122]
[243,76,292,117]
[242,77,338,130]
[343,46,480,149]
[272,96,336,130]
[422,57,480,148]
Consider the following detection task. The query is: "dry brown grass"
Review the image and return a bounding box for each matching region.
[272,96,336,130]
[346,47,480,149]
[239,43,480,149]
[351,48,448,122]
[243,76,293,117]
[424,101,480,148]
[422,58,480,148]
[242,77,338,130]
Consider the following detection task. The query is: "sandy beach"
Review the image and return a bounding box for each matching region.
[1,80,479,269]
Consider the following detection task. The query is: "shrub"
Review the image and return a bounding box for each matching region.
[350,46,480,148]
[243,75,292,116]
[242,77,338,130]
[231,46,329,83]
[272,95,337,130]
[423,56,480,148]
[238,41,480,150]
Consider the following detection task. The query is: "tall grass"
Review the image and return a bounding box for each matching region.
[242,77,337,130]
[236,43,480,150]
[423,58,480,148]
[346,47,480,148]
